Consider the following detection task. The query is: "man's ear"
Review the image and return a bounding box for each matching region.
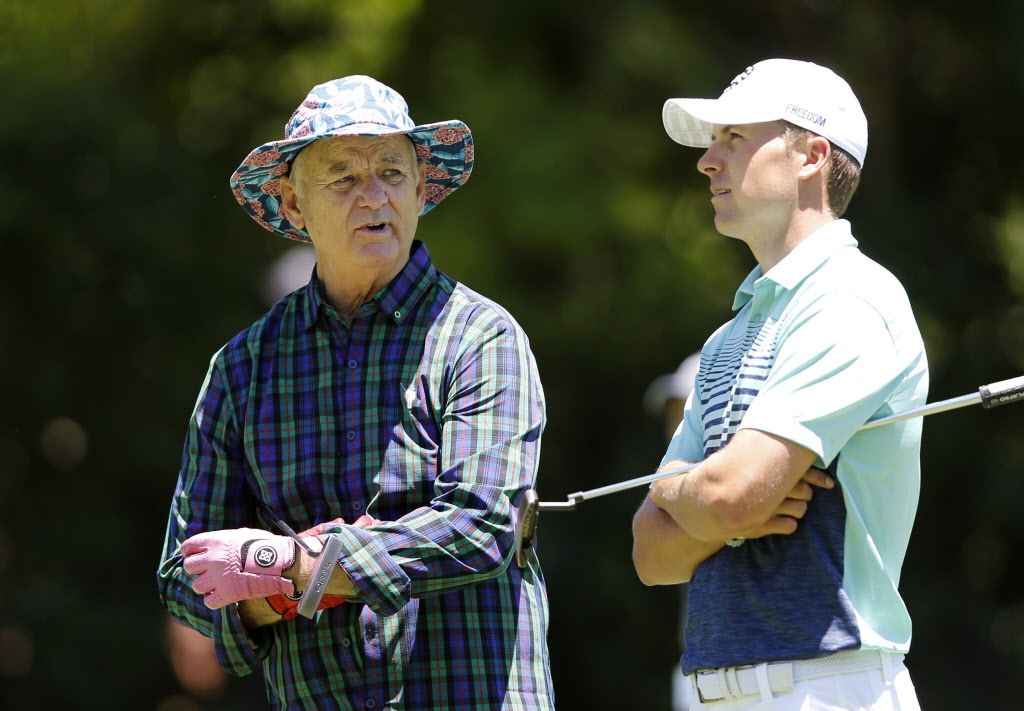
[279,175,305,230]
[799,135,831,180]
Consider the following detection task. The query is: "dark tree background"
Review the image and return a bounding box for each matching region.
[3,1,1024,709]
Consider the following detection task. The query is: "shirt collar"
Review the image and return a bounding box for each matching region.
[299,240,438,330]
[373,240,437,324]
[731,219,858,311]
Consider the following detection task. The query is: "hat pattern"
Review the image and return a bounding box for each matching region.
[230,76,474,242]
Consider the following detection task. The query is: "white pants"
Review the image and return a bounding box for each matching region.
[684,654,921,711]
[673,662,693,711]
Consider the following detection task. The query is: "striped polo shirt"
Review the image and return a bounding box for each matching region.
[663,219,929,674]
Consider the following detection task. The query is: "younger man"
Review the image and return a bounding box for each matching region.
[632,59,928,709]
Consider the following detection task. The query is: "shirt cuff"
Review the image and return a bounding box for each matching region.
[212,604,274,676]
[331,528,412,617]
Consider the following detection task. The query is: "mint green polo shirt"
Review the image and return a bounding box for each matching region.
[664,219,929,673]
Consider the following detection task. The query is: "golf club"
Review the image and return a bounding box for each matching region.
[514,374,1024,567]
[255,498,344,618]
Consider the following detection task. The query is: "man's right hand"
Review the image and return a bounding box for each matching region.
[745,467,834,539]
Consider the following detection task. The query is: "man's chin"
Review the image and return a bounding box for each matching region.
[357,237,403,257]
[349,239,413,276]
[712,215,741,239]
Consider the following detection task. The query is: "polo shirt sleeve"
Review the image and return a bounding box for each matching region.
[157,350,273,676]
[737,292,903,467]
[661,390,705,466]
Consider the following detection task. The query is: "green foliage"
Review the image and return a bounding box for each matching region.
[3,1,1024,709]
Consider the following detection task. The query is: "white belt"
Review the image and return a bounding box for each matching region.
[692,650,884,703]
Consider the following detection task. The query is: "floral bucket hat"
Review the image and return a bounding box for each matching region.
[229,75,474,242]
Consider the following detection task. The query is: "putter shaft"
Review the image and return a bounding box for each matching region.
[535,375,1024,509]
[255,498,318,556]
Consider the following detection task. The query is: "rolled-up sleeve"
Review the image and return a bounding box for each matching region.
[338,312,545,614]
[156,352,272,675]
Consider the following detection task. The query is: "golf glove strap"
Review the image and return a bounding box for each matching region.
[182,528,297,609]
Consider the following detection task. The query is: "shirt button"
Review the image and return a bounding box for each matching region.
[393,310,401,319]
[352,500,363,511]
[366,701,377,709]
[347,359,358,370]
[341,638,351,648]
[346,430,356,441]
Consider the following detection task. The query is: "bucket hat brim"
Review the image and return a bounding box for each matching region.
[229,76,474,242]
[230,120,473,242]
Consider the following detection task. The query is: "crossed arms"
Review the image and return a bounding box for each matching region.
[631,428,834,585]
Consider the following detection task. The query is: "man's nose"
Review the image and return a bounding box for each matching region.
[697,145,720,176]
[357,177,388,209]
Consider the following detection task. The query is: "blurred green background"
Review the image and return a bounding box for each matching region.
[4,0,1024,709]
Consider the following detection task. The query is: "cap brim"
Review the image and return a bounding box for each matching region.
[663,98,783,147]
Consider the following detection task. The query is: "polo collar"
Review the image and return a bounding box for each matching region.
[299,240,438,330]
[732,219,858,311]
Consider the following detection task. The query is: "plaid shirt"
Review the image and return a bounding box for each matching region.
[158,241,553,710]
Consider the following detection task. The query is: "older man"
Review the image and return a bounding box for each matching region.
[632,59,928,709]
[158,76,554,710]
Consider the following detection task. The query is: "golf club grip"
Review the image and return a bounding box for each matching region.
[296,535,345,619]
[980,376,1024,409]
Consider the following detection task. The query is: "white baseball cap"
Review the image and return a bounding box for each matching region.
[663,59,868,167]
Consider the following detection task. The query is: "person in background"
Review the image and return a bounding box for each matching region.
[164,617,228,699]
[644,353,701,444]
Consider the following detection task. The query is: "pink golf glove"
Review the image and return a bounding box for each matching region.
[181,527,297,610]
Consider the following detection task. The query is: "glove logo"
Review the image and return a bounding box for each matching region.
[254,545,278,568]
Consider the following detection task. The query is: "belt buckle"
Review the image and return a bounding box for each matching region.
[693,669,718,704]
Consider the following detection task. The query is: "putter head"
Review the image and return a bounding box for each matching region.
[514,488,540,568]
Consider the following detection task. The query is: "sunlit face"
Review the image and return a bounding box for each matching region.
[284,134,427,274]
[696,121,804,241]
